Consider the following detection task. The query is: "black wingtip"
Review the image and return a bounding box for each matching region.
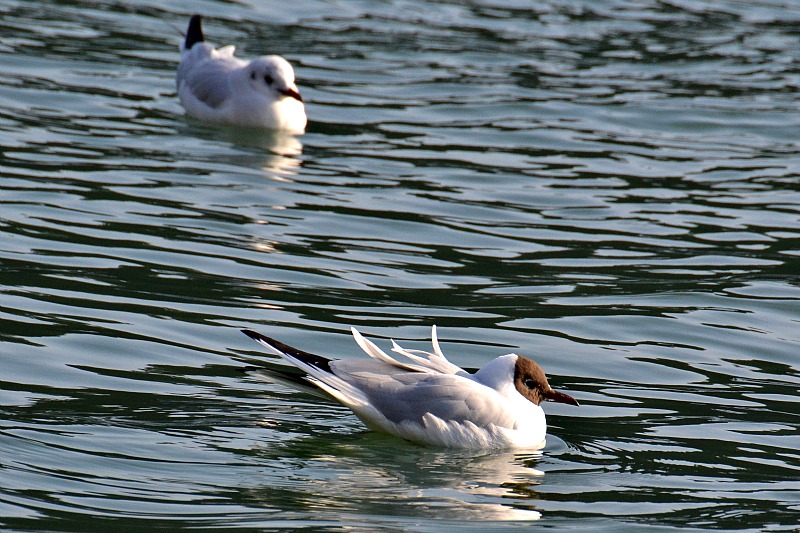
[241,328,260,340]
[185,14,204,50]
[241,329,333,373]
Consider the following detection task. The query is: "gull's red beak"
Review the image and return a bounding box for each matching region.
[280,88,303,102]
[546,389,580,406]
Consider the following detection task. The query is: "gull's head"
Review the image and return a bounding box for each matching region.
[513,356,579,407]
[244,55,303,103]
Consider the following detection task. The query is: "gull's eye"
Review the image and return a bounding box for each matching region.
[250,72,256,80]
[263,73,274,85]
[524,378,535,389]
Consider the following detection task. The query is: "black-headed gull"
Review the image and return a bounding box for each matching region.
[242,327,579,449]
[176,15,307,133]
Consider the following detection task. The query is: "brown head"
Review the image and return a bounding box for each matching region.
[513,356,580,407]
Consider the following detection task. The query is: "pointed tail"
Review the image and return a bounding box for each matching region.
[241,329,333,372]
[184,14,205,50]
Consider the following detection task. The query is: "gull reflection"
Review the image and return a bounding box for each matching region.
[182,123,304,181]
[246,431,546,521]
[258,133,302,181]
[226,130,303,181]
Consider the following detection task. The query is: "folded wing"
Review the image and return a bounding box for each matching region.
[330,360,515,429]
[241,327,503,427]
[178,46,239,109]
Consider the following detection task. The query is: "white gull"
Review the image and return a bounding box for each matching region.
[176,15,306,133]
[241,326,579,449]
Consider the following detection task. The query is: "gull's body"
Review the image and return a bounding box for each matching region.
[176,15,306,133]
[242,327,578,449]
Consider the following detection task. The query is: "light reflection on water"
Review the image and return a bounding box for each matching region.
[1,0,799,530]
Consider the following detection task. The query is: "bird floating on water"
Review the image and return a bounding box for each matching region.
[176,15,307,133]
[241,326,579,449]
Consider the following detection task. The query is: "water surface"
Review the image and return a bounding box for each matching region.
[1,0,799,530]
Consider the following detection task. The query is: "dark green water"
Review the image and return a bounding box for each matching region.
[1,1,799,530]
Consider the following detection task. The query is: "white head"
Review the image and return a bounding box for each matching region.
[242,55,303,103]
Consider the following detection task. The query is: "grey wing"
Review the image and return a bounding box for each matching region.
[330,360,514,428]
[178,59,235,109]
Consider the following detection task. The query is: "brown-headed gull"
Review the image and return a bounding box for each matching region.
[241,326,579,449]
[176,15,307,133]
